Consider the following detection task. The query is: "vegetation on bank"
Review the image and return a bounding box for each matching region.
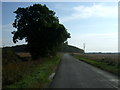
[71,53,120,76]
[3,48,61,88]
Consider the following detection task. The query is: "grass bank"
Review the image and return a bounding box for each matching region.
[3,48,61,88]
[71,54,120,76]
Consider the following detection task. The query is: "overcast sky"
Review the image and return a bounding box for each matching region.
[2,2,118,52]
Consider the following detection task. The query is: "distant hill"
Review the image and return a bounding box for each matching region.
[62,45,84,53]
[3,44,84,53]
[12,44,28,52]
[3,44,28,53]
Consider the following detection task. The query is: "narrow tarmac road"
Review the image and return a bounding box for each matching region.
[50,54,119,88]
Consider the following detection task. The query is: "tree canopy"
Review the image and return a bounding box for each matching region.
[12,4,70,59]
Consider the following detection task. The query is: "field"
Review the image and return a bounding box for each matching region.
[2,48,61,88]
[74,53,118,63]
[72,53,120,76]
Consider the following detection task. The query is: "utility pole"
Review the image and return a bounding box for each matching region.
[83,43,85,53]
[3,42,5,48]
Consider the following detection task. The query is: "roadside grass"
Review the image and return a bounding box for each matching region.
[71,53,120,76]
[3,48,61,88]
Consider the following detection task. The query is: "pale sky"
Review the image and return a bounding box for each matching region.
[1,2,118,52]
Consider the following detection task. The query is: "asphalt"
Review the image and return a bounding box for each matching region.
[50,53,119,88]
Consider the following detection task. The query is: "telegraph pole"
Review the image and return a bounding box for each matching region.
[83,43,85,53]
[3,43,5,48]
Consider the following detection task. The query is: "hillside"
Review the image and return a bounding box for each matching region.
[62,45,84,53]
[4,44,84,54]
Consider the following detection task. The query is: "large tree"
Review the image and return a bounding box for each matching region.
[12,4,70,59]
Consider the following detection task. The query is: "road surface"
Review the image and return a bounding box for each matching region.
[50,54,119,88]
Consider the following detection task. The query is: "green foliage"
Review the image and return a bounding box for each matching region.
[72,54,120,76]
[12,4,70,59]
[3,48,61,88]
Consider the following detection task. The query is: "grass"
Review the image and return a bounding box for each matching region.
[71,53,120,76]
[5,56,60,88]
[2,48,62,88]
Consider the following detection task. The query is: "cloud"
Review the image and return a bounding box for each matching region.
[2,24,16,31]
[83,32,118,39]
[60,4,117,22]
[2,23,26,47]
[68,32,118,52]
[2,0,118,2]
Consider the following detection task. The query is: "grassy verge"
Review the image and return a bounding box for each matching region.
[5,56,60,88]
[3,48,62,88]
[71,54,120,76]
